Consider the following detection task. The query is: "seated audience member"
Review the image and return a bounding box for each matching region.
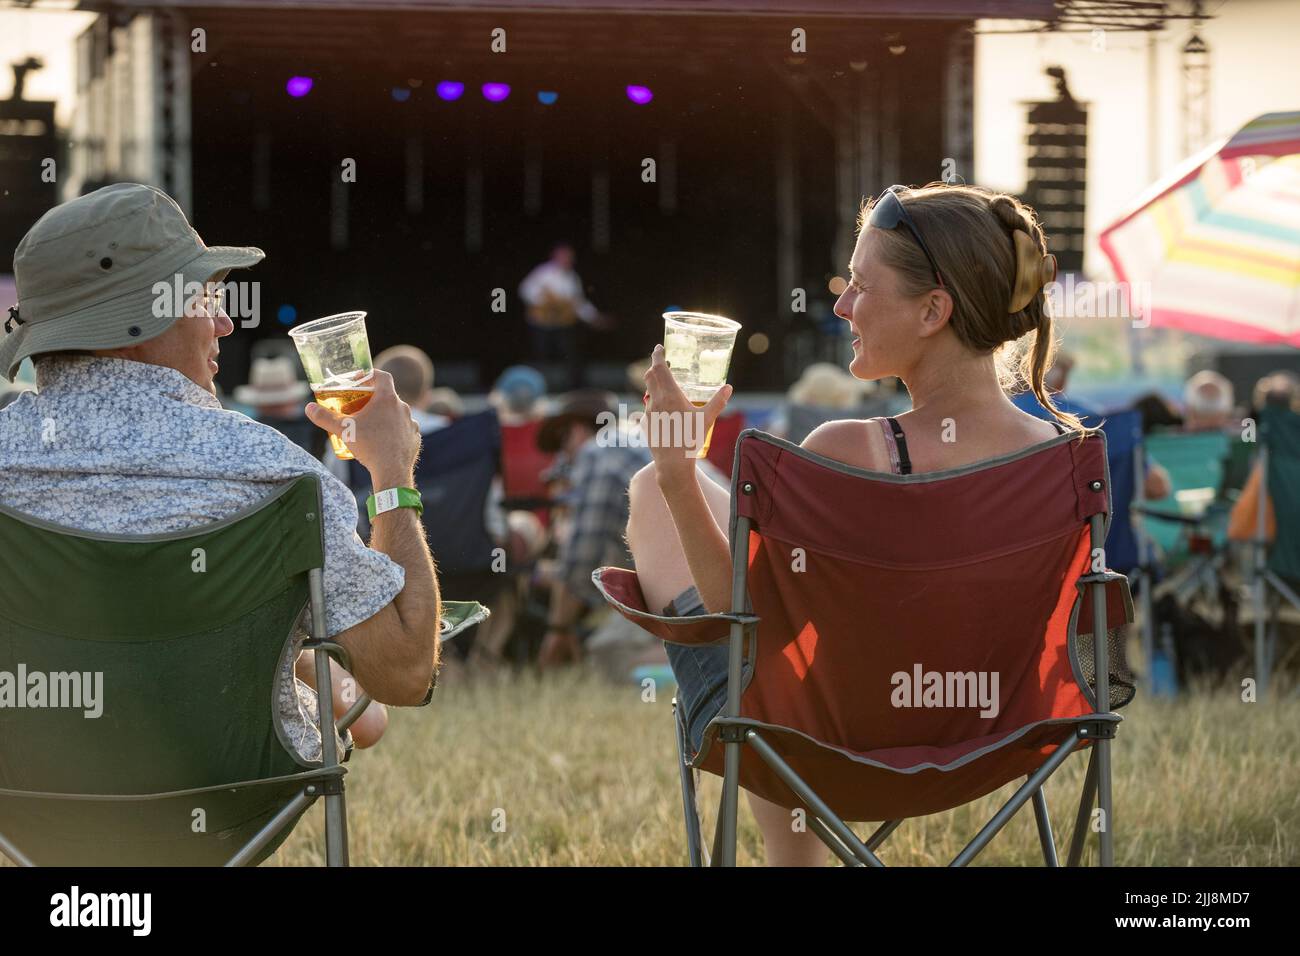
[627,182,1088,865]
[427,386,464,420]
[534,390,652,667]
[374,344,444,431]
[493,364,556,531]
[374,345,514,559]
[1228,371,1300,544]
[767,362,873,440]
[490,364,547,425]
[1182,369,1235,433]
[1133,391,1183,432]
[235,355,326,460]
[0,184,441,753]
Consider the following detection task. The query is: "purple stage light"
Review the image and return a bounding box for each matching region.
[286,76,313,98]
[436,81,465,101]
[625,85,653,105]
[481,82,511,102]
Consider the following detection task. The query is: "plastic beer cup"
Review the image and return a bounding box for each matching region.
[662,311,741,459]
[289,311,375,461]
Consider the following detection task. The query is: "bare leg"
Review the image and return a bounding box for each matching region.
[626,461,731,615]
[627,462,826,866]
[747,792,829,867]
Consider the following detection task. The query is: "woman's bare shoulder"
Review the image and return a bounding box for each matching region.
[800,417,891,472]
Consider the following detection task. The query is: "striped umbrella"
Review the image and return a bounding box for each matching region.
[1098,111,1300,346]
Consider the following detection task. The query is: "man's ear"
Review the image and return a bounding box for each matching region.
[916,288,955,339]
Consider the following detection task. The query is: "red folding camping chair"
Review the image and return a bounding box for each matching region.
[501,418,556,528]
[594,428,1135,866]
[703,410,746,480]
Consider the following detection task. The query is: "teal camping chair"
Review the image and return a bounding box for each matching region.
[1250,406,1300,696]
[0,473,486,866]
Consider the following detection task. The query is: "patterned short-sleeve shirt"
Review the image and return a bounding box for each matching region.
[0,354,406,762]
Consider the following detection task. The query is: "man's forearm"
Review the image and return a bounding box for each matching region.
[367,467,441,653]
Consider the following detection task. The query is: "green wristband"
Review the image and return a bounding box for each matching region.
[367,486,424,520]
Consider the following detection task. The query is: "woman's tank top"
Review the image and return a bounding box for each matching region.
[875,416,1065,476]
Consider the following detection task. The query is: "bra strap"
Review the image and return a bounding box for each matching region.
[885,417,913,475]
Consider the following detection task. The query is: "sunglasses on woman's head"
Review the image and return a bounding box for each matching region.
[867,185,948,292]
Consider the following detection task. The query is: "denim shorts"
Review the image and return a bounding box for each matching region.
[662,585,730,755]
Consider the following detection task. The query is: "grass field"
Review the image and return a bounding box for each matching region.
[272,667,1300,866]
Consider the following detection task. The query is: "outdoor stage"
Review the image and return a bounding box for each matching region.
[65,0,1034,392]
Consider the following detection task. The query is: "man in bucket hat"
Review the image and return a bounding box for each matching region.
[0,183,442,757]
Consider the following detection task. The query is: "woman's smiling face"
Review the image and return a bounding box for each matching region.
[833,228,925,383]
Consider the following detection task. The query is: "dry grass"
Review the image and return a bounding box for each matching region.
[271,668,1300,866]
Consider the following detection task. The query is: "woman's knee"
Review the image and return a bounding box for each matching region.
[628,461,660,507]
[626,463,665,540]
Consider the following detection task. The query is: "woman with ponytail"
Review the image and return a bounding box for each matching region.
[627,182,1080,865]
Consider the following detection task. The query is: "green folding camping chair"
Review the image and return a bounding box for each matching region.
[1250,406,1300,697]
[1135,429,1235,672]
[1138,428,1233,563]
[0,473,486,866]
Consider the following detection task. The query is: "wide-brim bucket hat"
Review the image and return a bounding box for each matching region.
[1,182,264,382]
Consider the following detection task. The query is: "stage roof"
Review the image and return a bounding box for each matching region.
[76,0,1058,20]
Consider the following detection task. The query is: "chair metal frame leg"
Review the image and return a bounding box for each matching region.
[307,567,349,867]
[743,729,884,867]
[710,788,728,867]
[808,815,865,867]
[673,698,705,867]
[1088,514,1116,867]
[1066,747,1099,866]
[714,515,754,868]
[225,791,317,867]
[866,819,903,852]
[1032,783,1059,867]
[949,732,1082,866]
[0,829,34,867]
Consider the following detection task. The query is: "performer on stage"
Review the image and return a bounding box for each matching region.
[519,242,602,389]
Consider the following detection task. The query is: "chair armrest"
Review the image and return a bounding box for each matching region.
[1075,571,1135,637]
[1133,504,1203,527]
[440,600,491,642]
[592,567,758,646]
[306,601,490,712]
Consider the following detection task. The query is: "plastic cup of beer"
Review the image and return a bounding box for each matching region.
[662,311,741,459]
[289,311,374,461]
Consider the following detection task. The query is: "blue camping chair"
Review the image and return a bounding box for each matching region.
[350,410,504,650]
[351,410,501,569]
[1100,410,1143,576]
[1098,410,1163,685]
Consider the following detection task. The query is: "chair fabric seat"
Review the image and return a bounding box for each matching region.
[0,768,341,867]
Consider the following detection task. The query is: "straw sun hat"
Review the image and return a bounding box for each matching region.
[233,355,311,406]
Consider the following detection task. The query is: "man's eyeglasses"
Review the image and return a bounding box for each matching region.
[194,286,226,315]
[867,185,948,293]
